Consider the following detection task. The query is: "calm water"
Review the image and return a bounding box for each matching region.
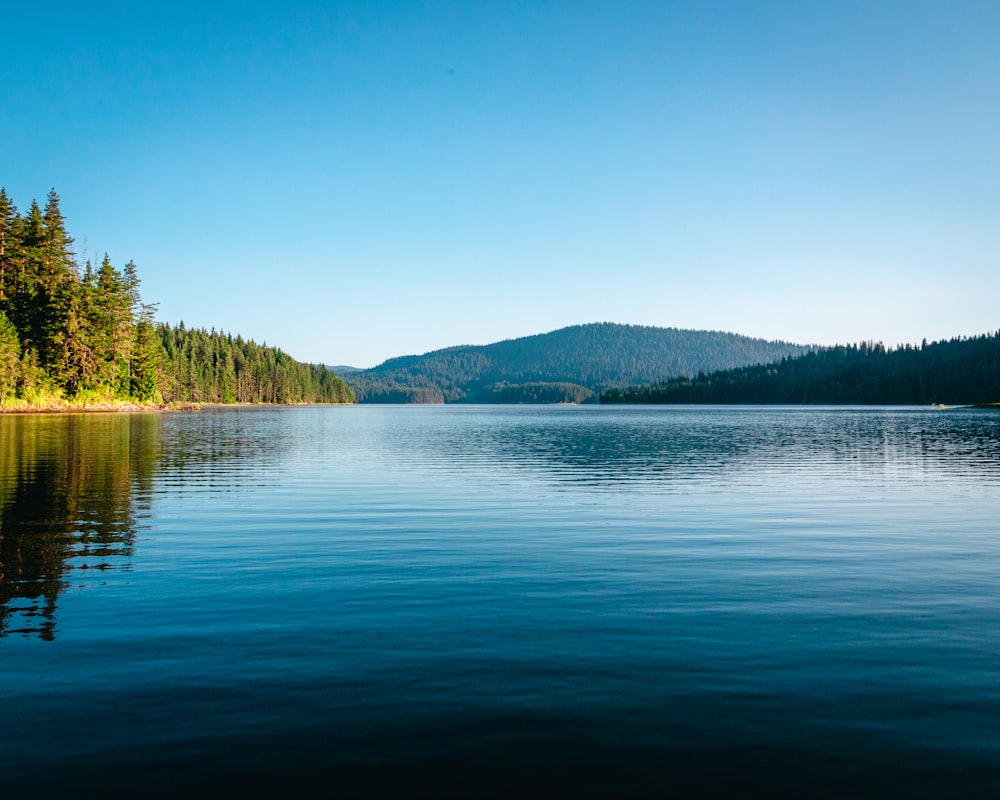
[2,406,1000,797]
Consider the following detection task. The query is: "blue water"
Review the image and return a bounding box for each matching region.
[2,406,1000,797]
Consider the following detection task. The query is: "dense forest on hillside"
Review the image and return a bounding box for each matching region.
[601,334,1000,405]
[157,323,353,404]
[0,186,352,406]
[470,382,594,404]
[346,323,813,403]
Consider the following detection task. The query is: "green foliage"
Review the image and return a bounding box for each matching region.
[346,323,813,403]
[130,310,161,402]
[0,186,354,407]
[156,323,354,405]
[0,311,19,401]
[600,335,1000,405]
[469,382,593,404]
[348,381,444,404]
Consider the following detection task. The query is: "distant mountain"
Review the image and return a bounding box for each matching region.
[344,323,814,403]
[601,331,1000,405]
[325,364,363,374]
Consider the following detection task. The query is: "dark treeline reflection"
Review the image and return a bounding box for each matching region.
[0,414,158,639]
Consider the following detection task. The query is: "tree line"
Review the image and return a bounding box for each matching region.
[469,382,593,404]
[156,323,353,404]
[600,334,1000,405]
[0,186,352,405]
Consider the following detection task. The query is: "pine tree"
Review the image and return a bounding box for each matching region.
[130,304,161,402]
[8,200,45,349]
[87,254,132,395]
[0,187,18,305]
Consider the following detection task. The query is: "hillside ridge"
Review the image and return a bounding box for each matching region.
[345,322,813,404]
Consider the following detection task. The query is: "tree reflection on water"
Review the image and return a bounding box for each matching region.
[0,414,157,639]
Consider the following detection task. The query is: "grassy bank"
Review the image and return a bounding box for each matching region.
[1,398,167,413]
[0,395,351,413]
[0,386,177,413]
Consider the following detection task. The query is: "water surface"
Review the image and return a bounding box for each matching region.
[2,406,999,796]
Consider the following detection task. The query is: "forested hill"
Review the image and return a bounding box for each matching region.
[0,186,352,406]
[156,323,354,405]
[600,333,1000,405]
[345,323,813,403]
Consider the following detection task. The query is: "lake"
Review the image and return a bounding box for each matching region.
[2,405,1000,797]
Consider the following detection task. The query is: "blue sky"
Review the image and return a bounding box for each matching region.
[3,1,998,367]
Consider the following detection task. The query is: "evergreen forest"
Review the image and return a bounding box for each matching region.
[600,334,1000,405]
[346,323,813,403]
[0,187,352,406]
[156,323,354,405]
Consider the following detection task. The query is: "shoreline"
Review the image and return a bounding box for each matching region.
[0,400,194,415]
[0,400,353,415]
[2,400,995,414]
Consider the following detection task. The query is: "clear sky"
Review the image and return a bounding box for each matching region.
[3,1,998,367]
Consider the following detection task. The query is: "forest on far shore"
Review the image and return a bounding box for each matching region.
[344,323,814,403]
[600,333,1000,405]
[0,187,353,406]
